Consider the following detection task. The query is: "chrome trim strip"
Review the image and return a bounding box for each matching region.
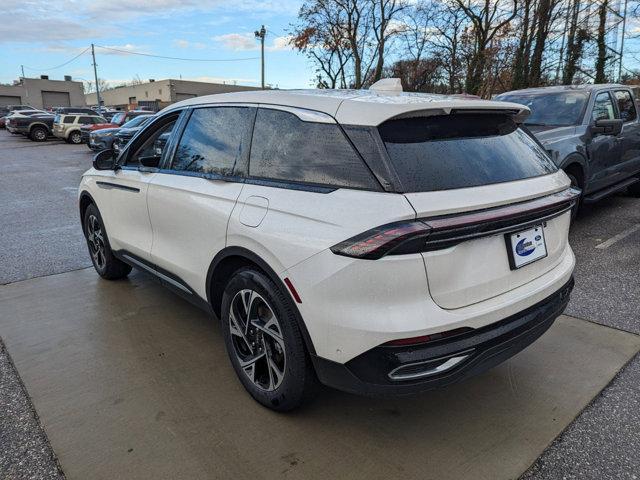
[96,181,140,193]
[388,351,473,381]
[122,254,191,294]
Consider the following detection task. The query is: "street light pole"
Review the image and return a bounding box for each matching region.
[91,43,102,109]
[254,25,266,89]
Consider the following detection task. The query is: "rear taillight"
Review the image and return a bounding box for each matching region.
[331,188,580,260]
[330,220,431,260]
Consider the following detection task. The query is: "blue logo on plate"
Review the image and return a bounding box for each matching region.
[516,238,535,257]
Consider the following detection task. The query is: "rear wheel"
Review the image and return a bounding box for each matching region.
[68,131,82,144]
[221,268,317,411]
[83,204,132,280]
[29,126,48,142]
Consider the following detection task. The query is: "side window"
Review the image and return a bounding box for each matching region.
[79,116,92,124]
[249,108,377,189]
[592,92,615,121]
[126,118,177,167]
[615,90,637,122]
[171,107,254,176]
[63,116,76,124]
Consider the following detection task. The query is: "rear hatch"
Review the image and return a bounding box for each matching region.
[378,112,574,309]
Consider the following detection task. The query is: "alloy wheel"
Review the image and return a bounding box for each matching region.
[71,132,81,144]
[33,129,46,141]
[229,289,286,391]
[86,214,106,270]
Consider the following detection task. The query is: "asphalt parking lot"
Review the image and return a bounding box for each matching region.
[1,129,639,479]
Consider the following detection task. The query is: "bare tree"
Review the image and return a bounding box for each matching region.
[454,0,518,95]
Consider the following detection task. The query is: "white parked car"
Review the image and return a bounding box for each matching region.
[78,82,578,411]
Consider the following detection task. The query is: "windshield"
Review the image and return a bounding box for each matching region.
[497,91,589,127]
[122,115,152,129]
[111,112,125,124]
[379,113,557,192]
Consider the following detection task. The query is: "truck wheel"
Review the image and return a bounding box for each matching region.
[29,126,48,142]
[68,131,82,144]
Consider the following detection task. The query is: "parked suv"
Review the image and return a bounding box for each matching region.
[111,114,154,153]
[79,85,577,411]
[81,110,153,143]
[88,115,153,151]
[496,84,640,208]
[53,114,107,144]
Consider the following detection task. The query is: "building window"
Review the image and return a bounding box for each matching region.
[159,89,162,95]
[129,96,137,104]
[145,91,149,98]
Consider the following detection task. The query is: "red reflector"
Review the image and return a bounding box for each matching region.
[283,277,302,304]
[383,327,473,347]
[384,335,432,346]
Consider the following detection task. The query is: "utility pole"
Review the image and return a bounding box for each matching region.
[254,25,266,89]
[20,65,25,79]
[91,43,102,109]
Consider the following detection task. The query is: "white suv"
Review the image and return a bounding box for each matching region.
[79,84,577,411]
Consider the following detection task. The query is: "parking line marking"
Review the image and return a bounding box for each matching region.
[595,223,640,250]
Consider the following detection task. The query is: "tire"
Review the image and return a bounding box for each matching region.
[565,171,582,220]
[83,203,132,280]
[29,126,48,142]
[68,131,82,144]
[221,268,318,411]
[628,180,640,197]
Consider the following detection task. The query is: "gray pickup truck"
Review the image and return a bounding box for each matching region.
[497,84,640,208]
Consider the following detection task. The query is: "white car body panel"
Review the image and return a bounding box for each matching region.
[82,171,155,261]
[227,185,416,275]
[161,89,530,126]
[146,174,245,299]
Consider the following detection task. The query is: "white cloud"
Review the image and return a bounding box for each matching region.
[98,44,148,55]
[212,33,292,52]
[174,39,207,49]
[213,33,257,51]
[268,35,293,52]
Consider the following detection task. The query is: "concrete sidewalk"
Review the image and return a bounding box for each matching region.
[1,268,639,480]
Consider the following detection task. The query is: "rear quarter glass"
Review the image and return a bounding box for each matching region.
[378,113,557,192]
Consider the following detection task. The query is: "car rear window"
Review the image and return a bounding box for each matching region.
[249,108,378,189]
[378,113,556,192]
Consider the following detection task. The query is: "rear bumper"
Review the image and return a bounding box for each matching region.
[311,277,574,396]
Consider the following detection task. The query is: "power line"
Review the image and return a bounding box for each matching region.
[22,47,90,72]
[94,44,260,62]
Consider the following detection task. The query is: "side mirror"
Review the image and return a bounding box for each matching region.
[93,149,116,170]
[590,118,623,136]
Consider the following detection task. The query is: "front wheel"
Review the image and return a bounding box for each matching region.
[68,131,82,144]
[83,204,132,280]
[565,171,582,220]
[221,268,317,411]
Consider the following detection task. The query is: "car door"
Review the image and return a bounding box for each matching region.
[146,105,255,298]
[93,115,176,262]
[613,89,640,179]
[585,90,622,193]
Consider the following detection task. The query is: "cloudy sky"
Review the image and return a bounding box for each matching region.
[1,0,312,89]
